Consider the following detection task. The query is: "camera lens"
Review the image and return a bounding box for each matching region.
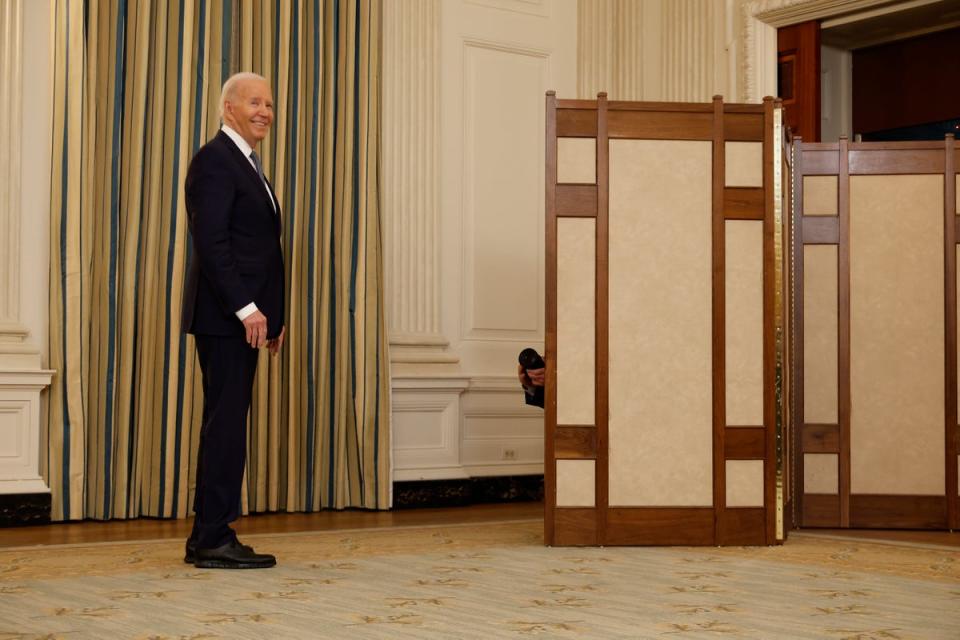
[518,348,544,370]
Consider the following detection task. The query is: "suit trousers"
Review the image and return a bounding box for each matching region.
[190,334,259,549]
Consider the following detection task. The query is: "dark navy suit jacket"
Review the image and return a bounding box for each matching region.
[524,386,544,409]
[181,130,285,339]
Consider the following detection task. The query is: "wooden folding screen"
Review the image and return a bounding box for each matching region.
[794,136,960,530]
[544,94,787,546]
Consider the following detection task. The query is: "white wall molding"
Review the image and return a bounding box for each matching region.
[752,0,900,26]
[461,374,544,476]
[459,37,549,342]
[0,370,52,494]
[465,0,550,18]
[391,375,471,481]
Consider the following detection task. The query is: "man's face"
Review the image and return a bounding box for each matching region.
[224,78,274,147]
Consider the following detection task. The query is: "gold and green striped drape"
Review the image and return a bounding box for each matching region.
[46,0,389,521]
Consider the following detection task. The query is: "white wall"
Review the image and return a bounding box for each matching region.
[383,0,576,482]
[820,44,852,141]
[383,0,754,484]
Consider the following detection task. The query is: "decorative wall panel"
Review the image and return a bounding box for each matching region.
[463,42,547,336]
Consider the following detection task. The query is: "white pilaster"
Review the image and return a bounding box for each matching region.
[578,0,725,102]
[662,0,723,102]
[0,0,30,366]
[578,0,644,100]
[382,0,457,364]
[0,0,53,496]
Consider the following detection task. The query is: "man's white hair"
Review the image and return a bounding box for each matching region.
[219,72,269,118]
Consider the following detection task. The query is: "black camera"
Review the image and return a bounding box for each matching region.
[518,348,545,370]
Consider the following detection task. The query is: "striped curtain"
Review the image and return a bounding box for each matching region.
[46,0,389,521]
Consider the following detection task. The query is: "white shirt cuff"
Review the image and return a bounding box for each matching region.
[236,302,258,321]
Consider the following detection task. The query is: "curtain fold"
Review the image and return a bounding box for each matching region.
[47,0,389,521]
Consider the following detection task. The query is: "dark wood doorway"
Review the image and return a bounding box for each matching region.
[778,21,820,142]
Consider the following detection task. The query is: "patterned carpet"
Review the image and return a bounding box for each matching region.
[0,519,957,639]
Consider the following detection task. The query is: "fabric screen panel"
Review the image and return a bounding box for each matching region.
[726,460,764,507]
[556,460,596,507]
[725,142,763,188]
[556,219,595,426]
[557,138,596,184]
[47,0,390,520]
[802,176,838,216]
[850,174,944,496]
[804,453,839,494]
[725,221,763,427]
[607,139,713,507]
[803,245,838,424]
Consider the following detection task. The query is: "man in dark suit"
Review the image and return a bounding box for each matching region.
[181,72,285,569]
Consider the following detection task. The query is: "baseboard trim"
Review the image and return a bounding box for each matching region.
[393,475,544,509]
[0,492,51,527]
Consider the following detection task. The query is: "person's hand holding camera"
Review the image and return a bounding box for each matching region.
[517,365,547,389]
[517,348,545,391]
[518,364,545,389]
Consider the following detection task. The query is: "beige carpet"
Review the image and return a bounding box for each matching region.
[0,519,958,639]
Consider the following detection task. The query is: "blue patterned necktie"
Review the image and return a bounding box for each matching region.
[250,150,277,213]
[249,151,265,182]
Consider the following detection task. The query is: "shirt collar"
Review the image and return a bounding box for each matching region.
[221,124,254,159]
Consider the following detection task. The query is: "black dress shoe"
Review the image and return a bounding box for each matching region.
[184,539,254,564]
[194,539,276,569]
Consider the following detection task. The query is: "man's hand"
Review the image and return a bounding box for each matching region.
[267,326,285,355]
[518,364,545,389]
[242,310,268,348]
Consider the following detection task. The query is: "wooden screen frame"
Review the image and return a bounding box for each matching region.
[792,136,960,530]
[545,94,785,546]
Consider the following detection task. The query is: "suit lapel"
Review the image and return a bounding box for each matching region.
[263,177,282,232]
[215,131,278,217]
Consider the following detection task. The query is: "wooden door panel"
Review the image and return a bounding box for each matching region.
[778,21,820,142]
